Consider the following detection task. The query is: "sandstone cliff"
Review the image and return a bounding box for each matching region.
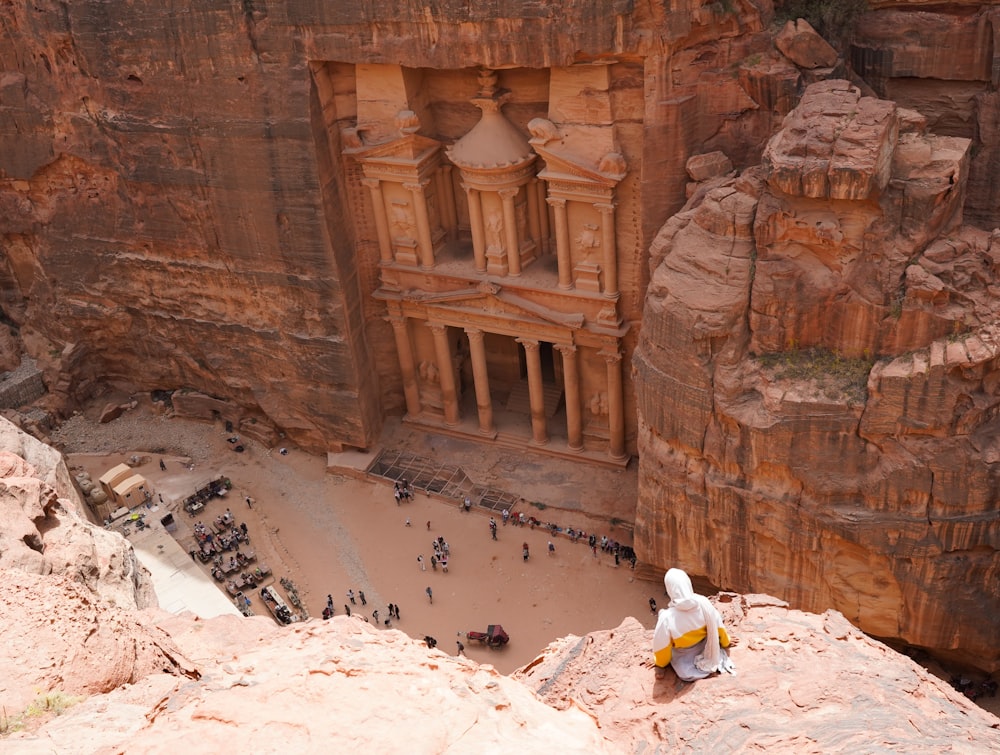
[634,79,1000,672]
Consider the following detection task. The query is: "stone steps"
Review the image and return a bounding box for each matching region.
[504,380,564,418]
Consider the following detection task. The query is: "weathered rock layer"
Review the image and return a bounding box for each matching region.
[634,80,1000,671]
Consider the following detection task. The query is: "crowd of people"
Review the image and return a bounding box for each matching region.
[475,503,636,568]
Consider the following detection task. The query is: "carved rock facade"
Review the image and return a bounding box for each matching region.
[0,0,782,458]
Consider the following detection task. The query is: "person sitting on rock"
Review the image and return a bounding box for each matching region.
[652,568,736,681]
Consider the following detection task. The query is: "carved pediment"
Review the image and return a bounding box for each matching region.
[344,130,443,168]
[533,145,625,188]
[399,285,584,329]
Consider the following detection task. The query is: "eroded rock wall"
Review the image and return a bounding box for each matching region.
[634,81,1000,671]
[851,4,1000,229]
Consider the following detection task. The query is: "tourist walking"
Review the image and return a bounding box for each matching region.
[548,540,555,556]
[359,590,367,606]
[456,641,465,656]
[430,554,438,571]
[426,586,433,604]
[345,604,351,617]
[417,554,425,571]
[373,609,379,624]
[522,542,530,561]
[347,589,356,605]
[489,518,497,541]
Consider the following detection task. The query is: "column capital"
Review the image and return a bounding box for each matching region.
[460,183,478,195]
[426,322,448,336]
[516,337,540,352]
[385,313,408,328]
[553,342,577,356]
[498,187,519,200]
[403,179,431,192]
[599,346,622,364]
[594,202,617,214]
[546,196,567,209]
[464,327,486,344]
[361,177,382,190]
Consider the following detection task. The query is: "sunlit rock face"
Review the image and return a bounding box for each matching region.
[634,80,1000,672]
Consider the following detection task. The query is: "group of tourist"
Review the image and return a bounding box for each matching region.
[322,589,402,627]
[393,479,414,505]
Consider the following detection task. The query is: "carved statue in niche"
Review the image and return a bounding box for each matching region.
[515,197,528,243]
[486,210,504,251]
[576,224,601,252]
[418,360,440,385]
[391,203,414,239]
[589,392,609,417]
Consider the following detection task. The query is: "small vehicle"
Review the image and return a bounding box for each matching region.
[466,624,509,648]
[260,585,296,625]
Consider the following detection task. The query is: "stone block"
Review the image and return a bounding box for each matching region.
[775,19,838,69]
[686,151,733,182]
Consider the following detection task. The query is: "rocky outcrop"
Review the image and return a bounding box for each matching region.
[633,80,1000,672]
[517,597,1000,752]
[0,417,183,715]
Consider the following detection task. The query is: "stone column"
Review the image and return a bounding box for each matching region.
[537,178,551,253]
[465,327,495,436]
[602,346,627,460]
[388,314,422,416]
[361,178,394,264]
[440,165,458,239]
[500,187,521,276]
[595,202,618,297]
[405,180,436,270]
[554,343,583,451]
[517,338,549,445]
[429,323,460,426]
[464,184,487,273]
[548,197,572,290]
[526,180,542,253]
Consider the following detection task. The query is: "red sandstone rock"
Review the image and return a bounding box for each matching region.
[516,602,1000,751]
[634,81,997,673]
[686,151,734,182]
[98,402,124,423]
[775,19,838,69]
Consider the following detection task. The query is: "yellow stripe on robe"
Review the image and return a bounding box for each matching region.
[653,627,730,668]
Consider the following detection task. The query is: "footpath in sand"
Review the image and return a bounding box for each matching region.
[56,401,657,675]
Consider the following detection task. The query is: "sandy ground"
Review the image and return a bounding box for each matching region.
[57,401,659,675]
